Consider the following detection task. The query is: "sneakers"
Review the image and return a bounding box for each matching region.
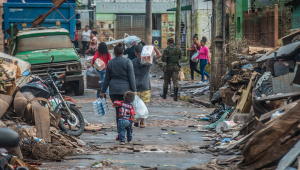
[128,141,132,144]
[120,142,125,145]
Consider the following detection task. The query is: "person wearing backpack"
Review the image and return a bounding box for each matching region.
[93,42,111,98]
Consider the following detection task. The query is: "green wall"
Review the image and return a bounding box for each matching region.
[235,0,248,40]
[292,4,300,29]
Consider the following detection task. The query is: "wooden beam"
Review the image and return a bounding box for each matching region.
[274,4,278,48]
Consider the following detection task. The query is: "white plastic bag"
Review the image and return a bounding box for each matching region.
[141,45,155,65]
[123,36,141,48]
[93,58,105,71]
[132,95,149,119]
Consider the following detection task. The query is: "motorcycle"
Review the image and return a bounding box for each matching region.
[20,56,85,137]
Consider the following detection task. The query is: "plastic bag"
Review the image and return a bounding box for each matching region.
[86,68,99,76]
[141,45,155,65]
[93,58,105,71]
[85,55,94,69]
[132,95,149,119]
[123,36,141,48]
[191,52,199,63]
[211,91,219,105]
[93,98,109,116]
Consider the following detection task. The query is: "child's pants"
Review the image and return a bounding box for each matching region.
[118,119,133,142]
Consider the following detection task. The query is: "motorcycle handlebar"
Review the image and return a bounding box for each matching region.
[0,128,20,148]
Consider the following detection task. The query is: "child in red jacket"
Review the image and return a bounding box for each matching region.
[113,91,137,145]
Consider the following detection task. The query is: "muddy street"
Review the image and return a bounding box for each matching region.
[37,69,228,170]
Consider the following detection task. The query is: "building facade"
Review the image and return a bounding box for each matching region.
[95,0,176,50]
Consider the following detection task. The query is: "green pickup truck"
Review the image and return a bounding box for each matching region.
[11,27,84,95]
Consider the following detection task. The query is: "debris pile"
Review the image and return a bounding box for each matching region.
[0,90,89,169]
[188,34,300,169]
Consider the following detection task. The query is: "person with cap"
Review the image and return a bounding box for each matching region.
[160,38,181,101]
[192,36,210,82]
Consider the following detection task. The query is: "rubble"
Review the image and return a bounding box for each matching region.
[189,34,300,169]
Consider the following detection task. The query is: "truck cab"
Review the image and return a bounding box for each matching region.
[12,27,84,95]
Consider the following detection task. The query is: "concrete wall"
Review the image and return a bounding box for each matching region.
[192,0,212,47]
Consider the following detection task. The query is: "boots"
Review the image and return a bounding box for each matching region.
[160,88,168,99]
[174,87,178,101]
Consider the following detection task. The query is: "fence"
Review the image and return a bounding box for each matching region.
[244,5,278,47]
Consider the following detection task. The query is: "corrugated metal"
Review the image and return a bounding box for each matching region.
[272,73,300,94]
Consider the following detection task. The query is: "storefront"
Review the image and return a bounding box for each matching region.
[96,2,175,48]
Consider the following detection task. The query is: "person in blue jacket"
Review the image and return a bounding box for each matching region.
[123,40,146,60]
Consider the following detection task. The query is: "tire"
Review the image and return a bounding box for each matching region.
[58,105,85,136]
[74,79,84,96]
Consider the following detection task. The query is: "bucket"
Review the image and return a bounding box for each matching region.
[216,121,236,133]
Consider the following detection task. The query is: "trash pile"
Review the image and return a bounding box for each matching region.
[0,91,89,159]
[189,37,300,169]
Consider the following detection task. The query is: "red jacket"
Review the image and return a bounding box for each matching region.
[93,51,111,70]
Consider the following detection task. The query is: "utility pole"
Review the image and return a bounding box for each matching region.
[145,0,152,45]
[175,0,182,47]
[210,0,226,99]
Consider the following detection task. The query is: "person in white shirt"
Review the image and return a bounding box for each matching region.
[81,25,91,56]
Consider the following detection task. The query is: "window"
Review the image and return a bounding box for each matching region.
[237,17,241,33]
[18,35,73,52]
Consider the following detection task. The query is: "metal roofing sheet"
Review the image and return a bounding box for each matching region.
[256,41,300,62]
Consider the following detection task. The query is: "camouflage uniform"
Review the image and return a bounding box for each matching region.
[160,45,181,101]
[161,45,181,88]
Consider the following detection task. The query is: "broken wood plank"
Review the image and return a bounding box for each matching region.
[256,92,300,102]
[276,140,300,170]
[32,105,51,142]
[248,46,274,55]
[259,100,300,122]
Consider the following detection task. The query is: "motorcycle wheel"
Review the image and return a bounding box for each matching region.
[58,105,85,137]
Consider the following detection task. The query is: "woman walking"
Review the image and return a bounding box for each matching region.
[81,25,91,57]
[93,42,111,98]
[100,43,136,140]
[192,36,210,82]
[187,34,201,83]
[132,45,162,128]
[86,31,99,56]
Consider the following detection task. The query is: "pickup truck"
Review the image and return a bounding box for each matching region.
[11,26,84,95]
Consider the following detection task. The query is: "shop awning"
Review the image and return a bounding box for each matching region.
[166,5,192,11]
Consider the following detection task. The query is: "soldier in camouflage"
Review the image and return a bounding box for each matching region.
[160,38,181,101]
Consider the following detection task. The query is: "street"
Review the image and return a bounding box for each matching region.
[38,67,227,170]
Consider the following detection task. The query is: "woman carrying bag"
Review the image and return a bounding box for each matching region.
[93,42,111,98]
[187,34,201,83]
[192,36,210,83]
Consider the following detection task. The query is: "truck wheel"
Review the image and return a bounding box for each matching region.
[74,79,84,96]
